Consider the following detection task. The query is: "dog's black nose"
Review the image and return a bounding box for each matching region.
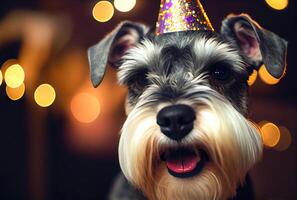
[157,104,196,141]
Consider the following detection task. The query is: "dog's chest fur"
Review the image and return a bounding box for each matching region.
[109,173,255,200]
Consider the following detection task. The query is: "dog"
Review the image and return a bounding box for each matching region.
[87,13,287,200]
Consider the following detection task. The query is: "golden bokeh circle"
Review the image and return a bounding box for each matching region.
[265,0,288,10]
[6,83,25,101]
[4,64,25,88]
[260,122,281,148]
[258,65,280,85]
[34,84,56,107]
[247,69,258,86]
[92,1,114,22]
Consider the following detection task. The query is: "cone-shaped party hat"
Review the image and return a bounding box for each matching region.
[156,0,214,35]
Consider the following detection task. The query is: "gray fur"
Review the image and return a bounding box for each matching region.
[119,31,249,115]
[109,173,146,200]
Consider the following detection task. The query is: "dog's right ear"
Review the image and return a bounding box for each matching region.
[88,21,149,87]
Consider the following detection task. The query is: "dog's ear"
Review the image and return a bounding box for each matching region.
[88,21,149,87]
[221,14,288,78]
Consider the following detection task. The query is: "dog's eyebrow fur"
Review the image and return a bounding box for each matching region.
[118,31,246,85]
[118,39,160,85]
[192,37,245,73]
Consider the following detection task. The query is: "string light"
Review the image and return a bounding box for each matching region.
[265,0,288,10]
[70,93,100,123]
[4,64,25,88]
[6,83,25,101]
[114,0,136,12]
[92,1,114,22]
[258,65,280,85]
[34,84,56,107]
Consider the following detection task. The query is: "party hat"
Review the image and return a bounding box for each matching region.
[156,0,214,35]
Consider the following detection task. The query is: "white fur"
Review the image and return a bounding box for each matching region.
[119,84,262,200]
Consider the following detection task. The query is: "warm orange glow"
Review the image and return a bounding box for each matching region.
[92,1,114,22]
[260,122,281,148]
[71,93,100,123]
[0,70,2,86]
[114,0,136,12]
[265,0,288,10]
[275,126,292,151]
[258,65,280,85]
[34,84,56,107]
[247,69,258,86]
[4,64,25,88]
[6,83,25,101]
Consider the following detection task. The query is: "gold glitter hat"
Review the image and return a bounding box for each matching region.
[156,0,214,35]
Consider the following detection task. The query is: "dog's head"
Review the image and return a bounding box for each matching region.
[88,14,287,200]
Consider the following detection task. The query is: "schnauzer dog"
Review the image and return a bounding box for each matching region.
[88,14,287,200]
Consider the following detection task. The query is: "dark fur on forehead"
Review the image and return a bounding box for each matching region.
[147,31,246,75]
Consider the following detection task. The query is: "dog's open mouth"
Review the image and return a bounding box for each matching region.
[161,148,208,178]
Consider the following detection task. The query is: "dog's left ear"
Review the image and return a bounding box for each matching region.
[221,14,288,78]
[88,21,149,87]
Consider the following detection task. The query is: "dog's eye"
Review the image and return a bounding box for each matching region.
[127,71,149,96]
[210,64,232,81]
[133,74,149,90]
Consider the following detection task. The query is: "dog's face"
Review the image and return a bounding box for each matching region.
[88,14,287,200]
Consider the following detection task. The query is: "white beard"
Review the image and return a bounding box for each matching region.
[118,85,262,200]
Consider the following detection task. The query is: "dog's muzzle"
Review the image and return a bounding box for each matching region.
[157,104,196,141]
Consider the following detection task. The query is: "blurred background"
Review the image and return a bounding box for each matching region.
[0,0,296,199]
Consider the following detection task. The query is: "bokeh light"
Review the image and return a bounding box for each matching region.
[248,69,258,86]
[71,93,100,123]
[6,83,25,101]
[4,64,25,88]
[1,59,18,72]
[265,0,288,10]
[34,84,56,107]
[114,0,136,12]
[258,65,280,85]
[0,70,3,86]
[92,1,114,22]
[275,126,292,151]
[258,120,269,128]
[260,122,281,148]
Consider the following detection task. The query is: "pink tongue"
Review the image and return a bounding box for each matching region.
[166,153,200,174]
